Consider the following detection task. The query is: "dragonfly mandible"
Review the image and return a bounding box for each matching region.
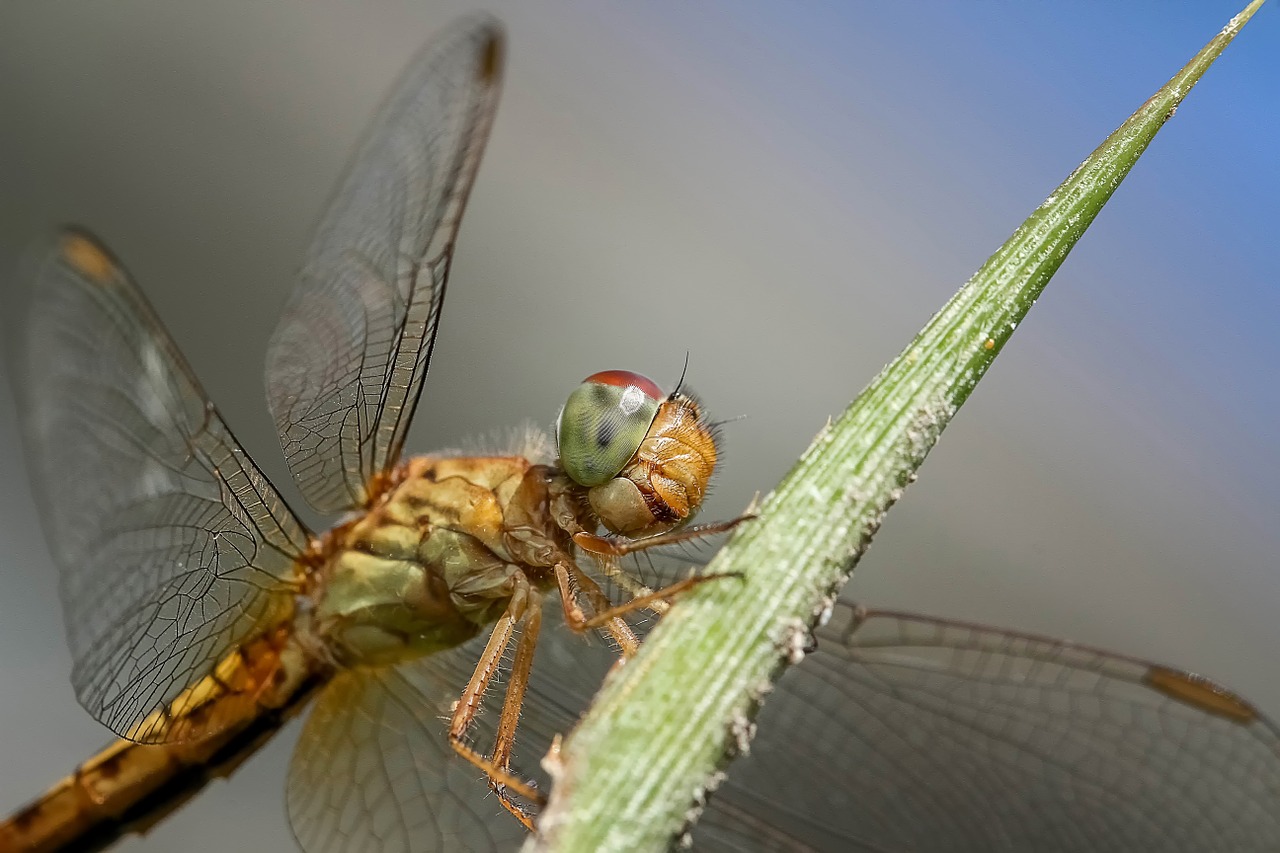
[0,15,740,852]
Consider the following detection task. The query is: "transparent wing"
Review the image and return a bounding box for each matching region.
[289,645,538,853]
[697,602,1280,852]
[287,597,635,853]
[265,16,504,514]
[7,229,309,742]
[287,547,718,853]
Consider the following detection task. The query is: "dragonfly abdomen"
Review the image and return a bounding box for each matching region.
[0,626,321,853]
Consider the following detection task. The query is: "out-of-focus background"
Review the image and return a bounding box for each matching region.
[0,2,1276,850]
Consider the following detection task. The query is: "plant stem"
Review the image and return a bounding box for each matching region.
[534,3,1267,850]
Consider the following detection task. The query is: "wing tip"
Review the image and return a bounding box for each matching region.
[1143,665,1261,725]
[477,22,505,85]
[56,226,121,286]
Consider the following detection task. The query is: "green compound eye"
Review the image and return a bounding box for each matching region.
[557,370,664,487]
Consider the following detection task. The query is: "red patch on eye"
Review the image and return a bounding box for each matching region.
[583,370,663,401]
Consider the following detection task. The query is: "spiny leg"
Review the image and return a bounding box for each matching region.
[588,550,693,620]
[554,562,727,636]
[569,567,642,654]
[555,513,751,651]
[573,571,727,631]
[573,515,753,557]
[491,596,541,778]
[447,584,546,830]
[554,563,640,659]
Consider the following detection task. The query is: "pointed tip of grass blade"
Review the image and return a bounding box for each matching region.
[1229,0,1268,33]
[534,3,1271,850]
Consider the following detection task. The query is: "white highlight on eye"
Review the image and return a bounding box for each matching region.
[619,384,646,416]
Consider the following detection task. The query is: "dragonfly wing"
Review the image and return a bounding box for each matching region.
[696,602,1280,852]
[287,648,530,853]
[287,602,630,853]
[265,16,503,514]
[7,229,309,743]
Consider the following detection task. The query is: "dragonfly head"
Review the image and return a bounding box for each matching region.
[556,370,719,537]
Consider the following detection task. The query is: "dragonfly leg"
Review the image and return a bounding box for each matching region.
[554,563,640,658]
[572,514,753,557]
[579,572,726,630]
[447,583,547,830]
[555,563,727,636]
[490,595,542,806]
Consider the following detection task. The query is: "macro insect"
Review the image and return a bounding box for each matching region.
[0,16,738,852]
[4,12,1280,853]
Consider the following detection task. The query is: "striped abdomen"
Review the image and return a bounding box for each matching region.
[0,625,322,853]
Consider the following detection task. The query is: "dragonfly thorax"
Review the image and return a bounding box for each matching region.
[308,455,564,667]
[309,545,485,668]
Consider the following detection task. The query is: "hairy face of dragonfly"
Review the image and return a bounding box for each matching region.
[557,369,716,537]
[6,13,1280,853]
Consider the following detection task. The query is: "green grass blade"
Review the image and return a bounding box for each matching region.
[534,3,1268,850]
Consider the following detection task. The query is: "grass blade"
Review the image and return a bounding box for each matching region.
[535,3,1268,849]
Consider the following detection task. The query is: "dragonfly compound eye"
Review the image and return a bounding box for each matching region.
[556,370,663,487]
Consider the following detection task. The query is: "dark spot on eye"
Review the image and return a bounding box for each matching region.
[595,419,618,449]
[272,667,288,687]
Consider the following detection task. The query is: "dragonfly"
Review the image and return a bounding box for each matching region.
[0,15,739,852]
[3,12,1280,853]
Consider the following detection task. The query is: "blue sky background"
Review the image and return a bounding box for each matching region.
[0,2,1276,849]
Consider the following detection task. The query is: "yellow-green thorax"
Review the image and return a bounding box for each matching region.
[309,455,564,667]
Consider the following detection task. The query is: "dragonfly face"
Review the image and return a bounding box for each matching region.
[557,369,718,537]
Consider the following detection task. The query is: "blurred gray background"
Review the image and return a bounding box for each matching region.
[1,2,1277,850]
